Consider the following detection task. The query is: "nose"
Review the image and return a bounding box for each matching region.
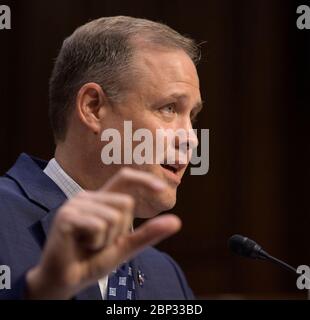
[175,121,199,152]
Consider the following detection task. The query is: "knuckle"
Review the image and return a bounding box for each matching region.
[98,219,108,231]
[54,208,77,234]
[119,167,133,178]
[76,190,89,199]
[94,221,107,234]
[122,195,135,209]
[56,206,74,222]
[111,211,122,225]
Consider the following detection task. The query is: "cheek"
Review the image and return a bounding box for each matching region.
[132,120,161,149]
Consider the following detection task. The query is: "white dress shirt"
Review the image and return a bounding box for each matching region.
[44,158,108,299]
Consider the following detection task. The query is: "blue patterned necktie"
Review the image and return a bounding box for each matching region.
[107,262,136,300]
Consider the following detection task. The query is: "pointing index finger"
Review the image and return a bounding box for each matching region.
[102,168,167,193]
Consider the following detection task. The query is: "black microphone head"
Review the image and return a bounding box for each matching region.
[228,234,264,259]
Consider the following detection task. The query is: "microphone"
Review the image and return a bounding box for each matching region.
[228,234,297,274]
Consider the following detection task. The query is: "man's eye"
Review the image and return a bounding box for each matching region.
[161,104,176,114]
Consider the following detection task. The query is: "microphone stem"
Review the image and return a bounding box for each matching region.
[261,251,297,274]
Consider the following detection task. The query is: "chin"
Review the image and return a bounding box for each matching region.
[135,189,177,219]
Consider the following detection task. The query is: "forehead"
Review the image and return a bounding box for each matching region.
[132,47,200,96]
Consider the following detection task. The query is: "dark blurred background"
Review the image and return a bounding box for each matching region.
[0,0,309,299]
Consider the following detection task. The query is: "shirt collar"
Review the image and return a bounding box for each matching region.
[43,158,83,199]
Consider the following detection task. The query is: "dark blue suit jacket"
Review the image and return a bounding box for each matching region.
[0,153,194,300]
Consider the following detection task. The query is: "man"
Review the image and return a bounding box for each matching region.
[0,16,202,299]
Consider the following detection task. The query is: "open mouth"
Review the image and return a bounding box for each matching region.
[160,164,177,174]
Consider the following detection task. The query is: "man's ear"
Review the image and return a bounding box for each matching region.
[75,82,108,134]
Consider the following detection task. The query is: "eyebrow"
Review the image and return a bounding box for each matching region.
[190,100,204,124]
[192,100,203,113]
[169,93,204,112]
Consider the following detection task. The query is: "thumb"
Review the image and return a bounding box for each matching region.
[121,214,182,257]
[89,214,182,278]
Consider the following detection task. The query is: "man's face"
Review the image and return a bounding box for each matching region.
[100,48,202,218]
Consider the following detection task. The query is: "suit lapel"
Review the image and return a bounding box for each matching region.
[131,252,150,300]
[6,153,103,300]
[6,153,67,211]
